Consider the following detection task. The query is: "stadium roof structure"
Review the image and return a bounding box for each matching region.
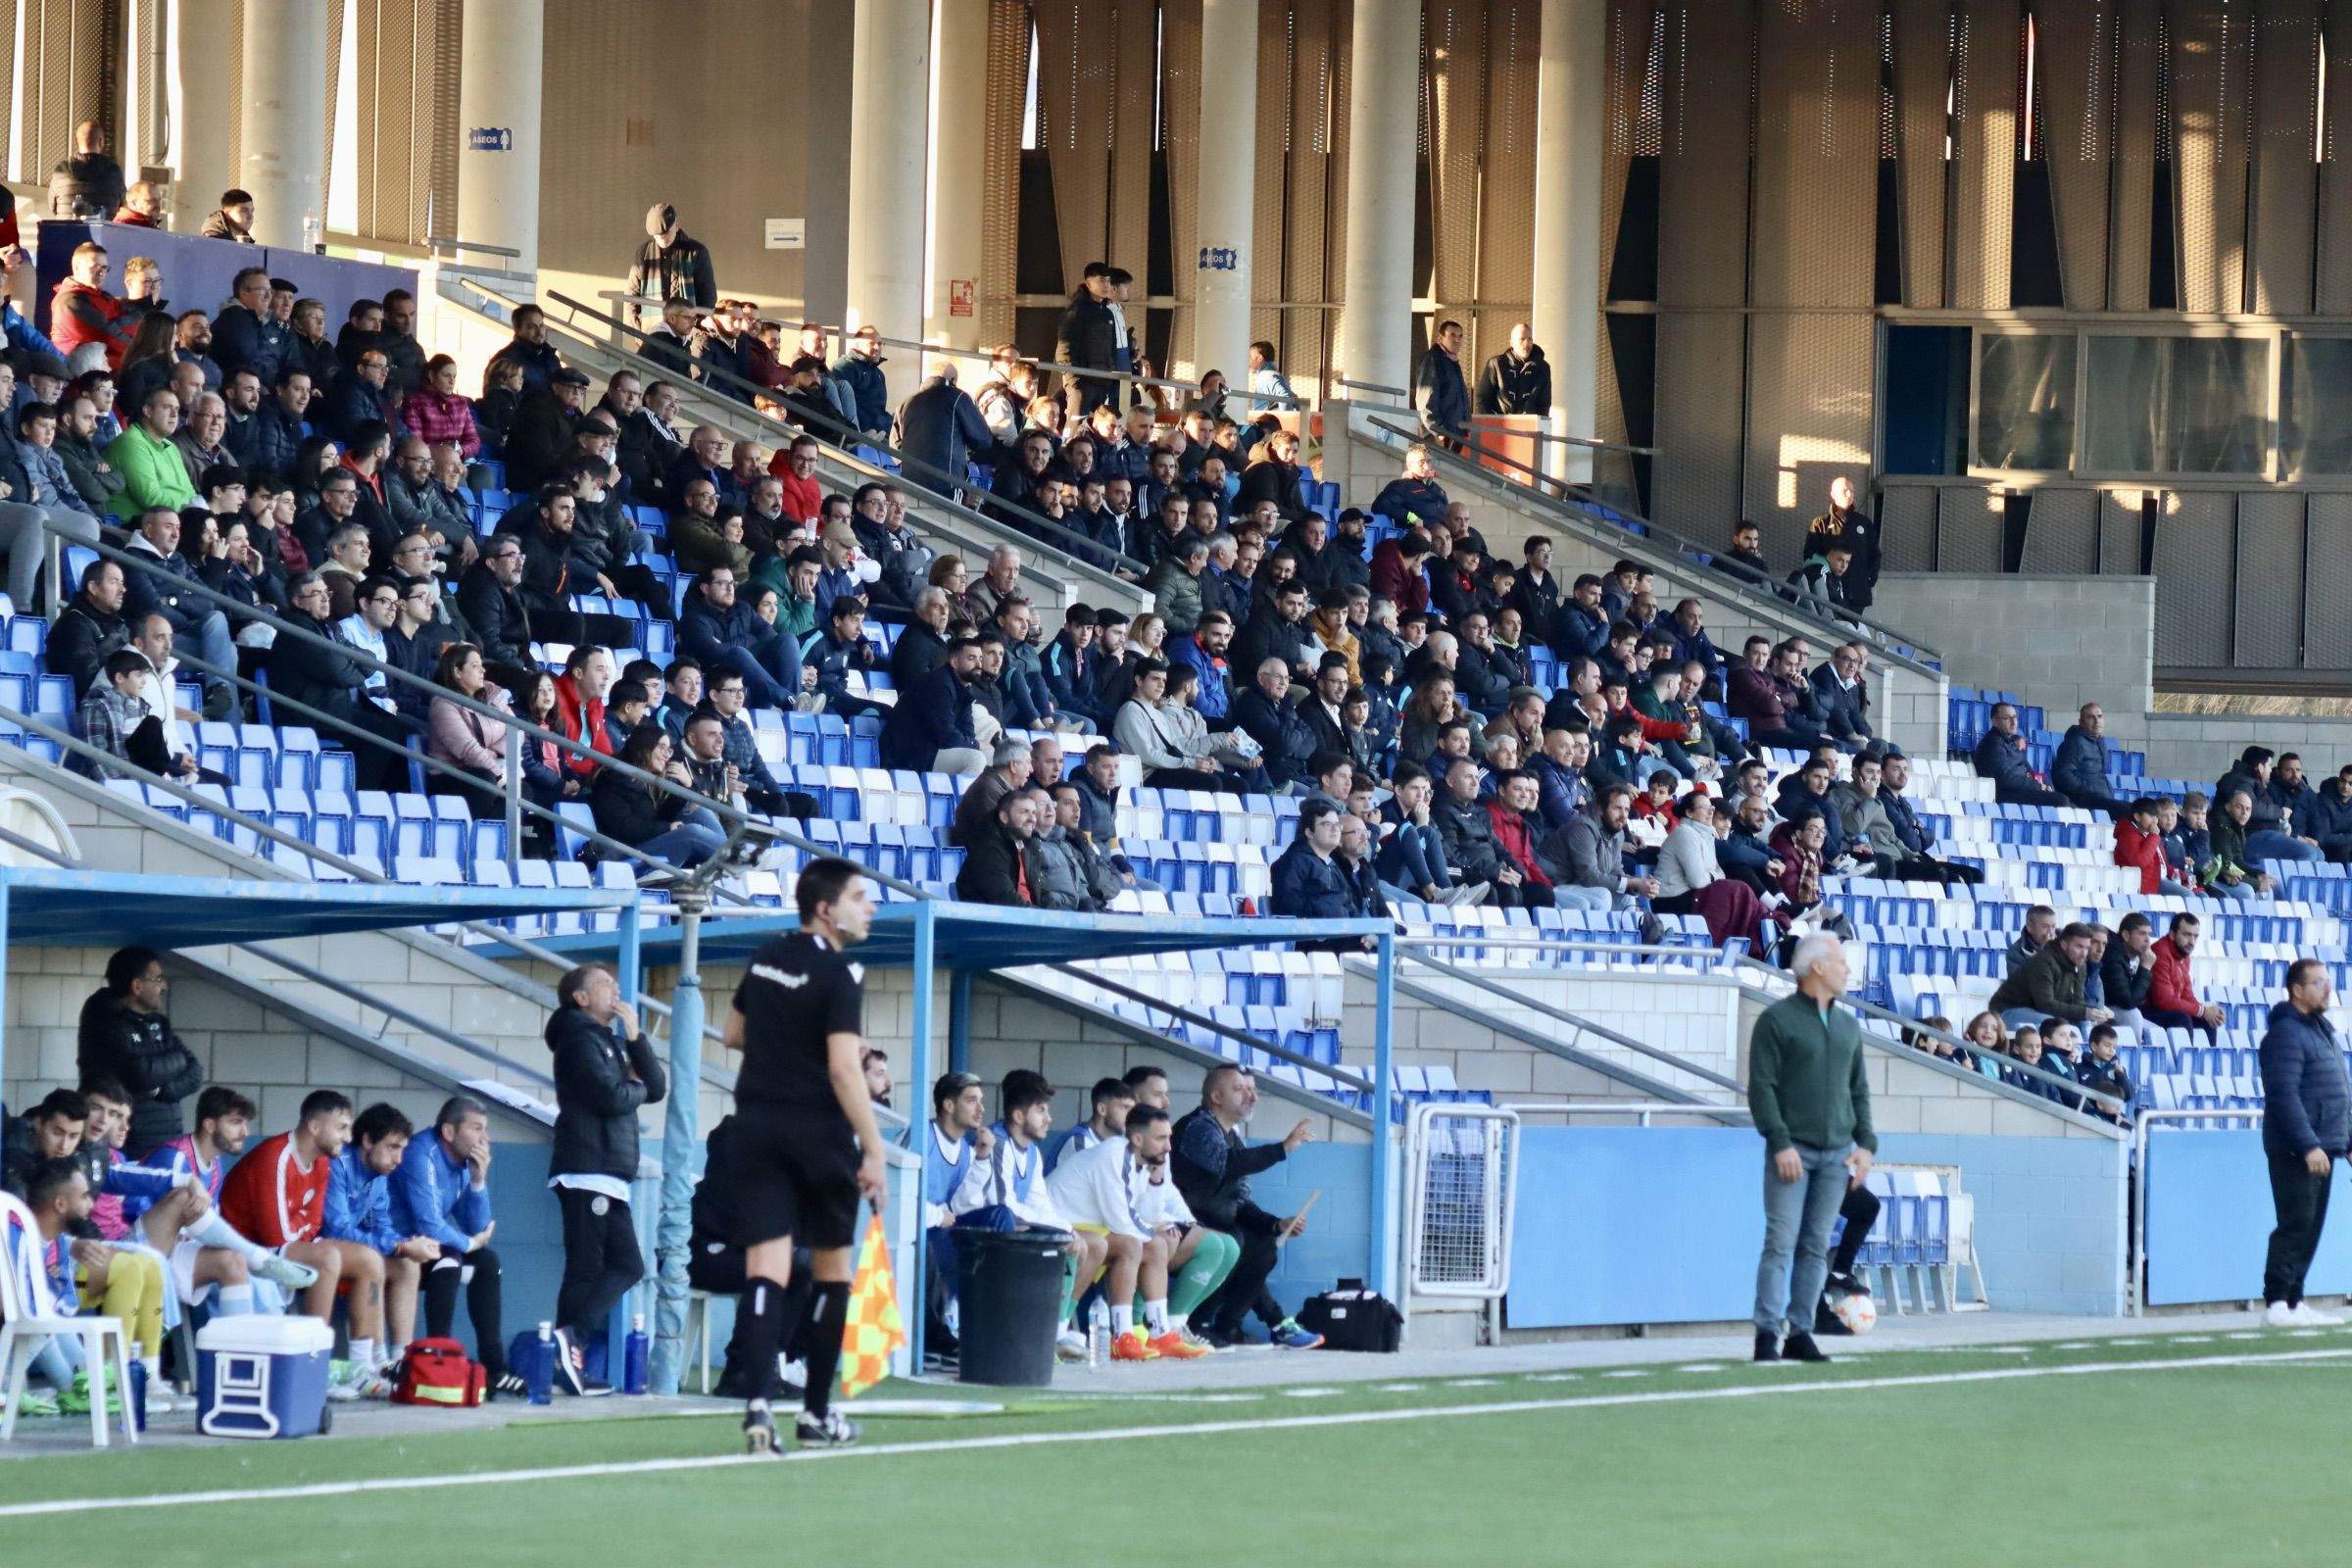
[0,864,633,950]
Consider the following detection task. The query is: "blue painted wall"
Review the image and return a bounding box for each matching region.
[1255,1143,1378,1307]
[2144,1130,2352,1306]
[1501,1126,2129,1327]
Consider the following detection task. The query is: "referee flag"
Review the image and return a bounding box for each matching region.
[838,1211,906,1399]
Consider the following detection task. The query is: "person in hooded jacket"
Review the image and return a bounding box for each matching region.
[76,946,204,1159]
[1476,324,1551,416]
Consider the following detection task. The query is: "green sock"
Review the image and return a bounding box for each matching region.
[1169,1231,1241,1320]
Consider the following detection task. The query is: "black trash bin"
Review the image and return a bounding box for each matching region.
[954,1227,1070,1387]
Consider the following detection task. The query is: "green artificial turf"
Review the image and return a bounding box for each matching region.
[5,1328,2348,1564]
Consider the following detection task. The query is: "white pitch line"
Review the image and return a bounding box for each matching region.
[9,1348,2350,1521]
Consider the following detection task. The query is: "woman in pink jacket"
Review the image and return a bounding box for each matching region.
[425,642,512,815]
[402,354,482,459]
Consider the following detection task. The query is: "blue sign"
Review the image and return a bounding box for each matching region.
[467,126,514,152]
[1198,245,1240,272]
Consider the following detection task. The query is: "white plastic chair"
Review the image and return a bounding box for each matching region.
[0,1193,139,1446]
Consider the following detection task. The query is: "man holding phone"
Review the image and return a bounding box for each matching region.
[1170,1064,1325,1349]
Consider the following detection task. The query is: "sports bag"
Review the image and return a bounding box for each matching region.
[392,1337,486,1407]
[1295,1283,1404,1352]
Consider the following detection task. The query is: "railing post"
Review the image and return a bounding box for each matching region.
[502,735,523,877]
[650,883,709,1396]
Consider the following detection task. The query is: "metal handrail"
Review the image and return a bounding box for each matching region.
[537,287,1152,580]
[1358,413,1946,671]
[1497,1098,1754,1124]
[1042,962,1374,1093]
[595,292,1300,408]
[1722,951,2128,1116]
[2132,1106,2263,1316]
[1332,375,1410,401]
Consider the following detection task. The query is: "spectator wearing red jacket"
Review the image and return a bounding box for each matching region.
[2146,912,2227,1040]
[220,1090,389,1379]
[769,431,824,525]
[2115,798,2170,896]
[49,243,137,370]
[551,645,616,779]
[1369,531,1434,616]
[1486,771,1554,895]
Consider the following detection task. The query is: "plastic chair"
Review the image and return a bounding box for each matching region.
[1,1192,138,1446]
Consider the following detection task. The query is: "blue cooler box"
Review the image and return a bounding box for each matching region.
[195,1316,333,1439]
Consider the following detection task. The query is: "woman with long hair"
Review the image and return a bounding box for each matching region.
[588,723,727,874]
[513,669,578,811]
[426,642,514,816]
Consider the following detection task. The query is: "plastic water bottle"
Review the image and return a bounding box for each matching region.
[622,1314,650,1395]
[302,210,323,255]
[1087,1298,1109,1367]
[126,1359,147,1434]
[527,1322,555,1404]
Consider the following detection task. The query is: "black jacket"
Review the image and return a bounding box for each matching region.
[46,594,130,698]
[1476,347,1551,416]
[456,562,533,668]
[1235,459,1308,524]
[590,770,688,848]
[955,823,1032,906]
[267,610,373,717]
[2100,947,2154,1015]
[505,390,579,493]
[1170,1104,1287,1235]
[547,1004,667,1182]
[77,991,204,1156]
[1054,290,1119,372]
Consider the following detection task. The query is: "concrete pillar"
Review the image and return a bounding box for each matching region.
[168,0,238,231]
[1531,0,1606,482]
[1190,0,1258,390]
[925,0,988,358]
[454,0,543,271]
[845,0,932,409]
[1336,0,1421,400]
[237,0,328,249]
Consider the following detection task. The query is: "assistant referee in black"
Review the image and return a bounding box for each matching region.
[722,856,890,1453]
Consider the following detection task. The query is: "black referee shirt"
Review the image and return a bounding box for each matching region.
[732,930,865,1113]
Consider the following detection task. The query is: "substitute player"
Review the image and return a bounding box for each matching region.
[1046,1103,1236,1361]
[722,857,890,1454]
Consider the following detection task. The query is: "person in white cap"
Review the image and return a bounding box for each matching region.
[627,204,716,323]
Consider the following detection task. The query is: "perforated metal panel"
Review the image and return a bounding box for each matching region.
[15,0,115,194]
[1650,312,1747,538]
[2036,0,2117,311]
[1163,0,1202,377]
[1877,480,1939,571]
[1594,0,1658,450]
[2108,0,2160,309]
[2248,0,2322,316]
[2168,0,2254,313]
[981,0,1034,347]
[2303,494,2352,668]
[1251,0,1291,353]
[2318,12,2352,312]
[2232,491,2306,669]
[1033,0,1114,289]
[1948,0,2020,311]
[1474,0,1540,359]
[2021,485,2100,573]
[1282,0,1341,389]
[2152,490,2234,667]
[1423,0,1488,355]
[1743,310,1874,563]
[1889,0,1952,307]
[353,0,448,247]
[1324,0,1352,380]
[1935,484,2005,572]
[2100,488,2148,573]
[1656,3,1753,310]
[1749,0,1879,311]
[1108,1,1157,278]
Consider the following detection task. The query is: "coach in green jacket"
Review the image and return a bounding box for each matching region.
[1748,931,1876,1364]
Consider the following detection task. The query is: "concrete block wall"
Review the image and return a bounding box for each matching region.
[2139,713,2352,793]
[1870,572,2159,740]
[1359,969,1744,1101]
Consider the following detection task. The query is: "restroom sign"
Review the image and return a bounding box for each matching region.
[466,127,513,152]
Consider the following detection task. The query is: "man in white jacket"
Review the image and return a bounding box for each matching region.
[950,1069,1100,1359]
[1046,1104,1234,1362]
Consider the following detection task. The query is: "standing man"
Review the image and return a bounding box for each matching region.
[75,946,203,1159]
[626,205,717,321]
[1804,476,1880,614]
[1476,322,1551,416]
[1747,932,1875,1364]
[721,857,889,1454]
[546,961,667,1397]
[2258,959,2349,1327]
[1054,263,1120,418]
[1415,319,1470,451]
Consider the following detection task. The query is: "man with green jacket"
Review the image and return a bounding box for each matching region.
[103,384,196,521]
[1748,932,1876,1364]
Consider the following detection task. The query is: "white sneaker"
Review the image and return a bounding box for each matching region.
[2264,1300,2297,1328]
[1055,1330,1089,1362]
[2290,1302,2344,1327]
[143,1382,179,1416]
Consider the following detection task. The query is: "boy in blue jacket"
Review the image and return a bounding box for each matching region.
[325,1102,432,1387]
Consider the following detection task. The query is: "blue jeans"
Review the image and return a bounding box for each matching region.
[1999,1006,2047,1033]
[1553,885,1629,913]
[169,607,237,700]
[638,806,726,870]
[2208,879,2257,904]
[2247,828,2322,864]
[1754,1142,1853,1335]
[705,643,796,711]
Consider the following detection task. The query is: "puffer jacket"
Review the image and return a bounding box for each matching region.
[76,990,204,1157]
[2261,1001,2352,1158]
[546,1003,667,1182]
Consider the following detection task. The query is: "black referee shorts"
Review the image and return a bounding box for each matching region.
[726,1102,862,1251]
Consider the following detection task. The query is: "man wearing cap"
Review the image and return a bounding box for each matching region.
[627,204,717,321]
[507,368,593,493]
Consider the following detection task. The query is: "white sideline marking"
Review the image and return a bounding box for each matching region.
[1442,1378,1497,1388]
[10,1348,2348,1520]
[1601,1369,1649,1378]
[1676,1363,1726,1373]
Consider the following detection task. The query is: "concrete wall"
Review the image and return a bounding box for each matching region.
[2138,712,2352,793]
[1870,572,2158,737]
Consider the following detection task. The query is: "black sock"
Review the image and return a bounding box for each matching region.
[735,1275,794,1404]
[799,1281,852,1420]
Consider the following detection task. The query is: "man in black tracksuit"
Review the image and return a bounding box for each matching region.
[1170,1063,1324,1348]
[76,946,204,1158]
[546,960,666,1396]
[2257,961,2352,1324]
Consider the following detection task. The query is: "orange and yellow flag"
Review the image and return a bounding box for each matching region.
[837,1211,906,1399]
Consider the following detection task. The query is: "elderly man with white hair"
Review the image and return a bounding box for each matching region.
[1747,931,1875,1366]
